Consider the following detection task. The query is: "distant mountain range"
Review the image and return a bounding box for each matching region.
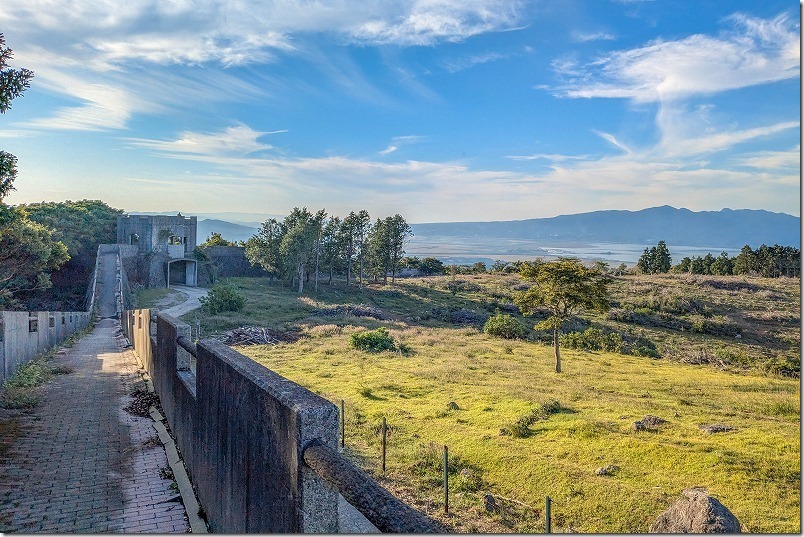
[197,219,261,244]
[137,206,799,251]
[410,206,800,249]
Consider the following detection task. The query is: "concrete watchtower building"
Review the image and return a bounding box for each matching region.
[116,213,198,287]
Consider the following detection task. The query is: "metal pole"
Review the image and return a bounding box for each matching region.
[545,496,551,533]
[443,445,449,515]
[340,400,345,449]
[381,417,387,475]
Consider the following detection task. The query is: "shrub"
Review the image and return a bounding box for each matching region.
[350,327,396,352]
[483,313,526,340]
[199,284,245,314]
[501,399,562,438]
[560,327,623,353]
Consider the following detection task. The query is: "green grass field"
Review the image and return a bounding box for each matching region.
[188,274,800,532]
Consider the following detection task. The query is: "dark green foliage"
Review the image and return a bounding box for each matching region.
[0,34,33,116]
[418,257,445,275]
[483,313,526,339]
[501,399,562,438]
[763,356,801,379]
[671,244,800,277]
[560,327,622,353]
[350,327,396,352]
[201,232,237,246]
[637,240,672,274]
[0,206,69,308]
[199,284,245,314]
[20,200,122,309]
[516,258,611,373]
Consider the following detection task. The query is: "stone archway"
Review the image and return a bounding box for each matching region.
[166,259,198,287]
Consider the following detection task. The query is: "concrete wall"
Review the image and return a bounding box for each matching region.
[117,214,197,257]
[0,310,91,384]
[122,309,339,533]
[204,246,268,278]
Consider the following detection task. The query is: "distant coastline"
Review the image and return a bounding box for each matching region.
[405,236,742,266]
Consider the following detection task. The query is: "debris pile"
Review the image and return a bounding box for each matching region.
[312,304,388,320]
[215,326,300,346]
[125,389,161,417]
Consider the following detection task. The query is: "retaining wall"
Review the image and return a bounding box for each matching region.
[122,309,339,533]
[0,310,91,384]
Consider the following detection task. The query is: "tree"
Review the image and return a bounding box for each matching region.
[367,217,391,283]
[1,35,32,200]
[278,207,324,294]
[23,200,122,308]
[470,261,487,274]
[201,232,237,247]
[353,210,371,288]
[0,35,69,307]
[418,257,444,276]
[0,206,69,307]
[244,218,284,282]
[709,252,733,276]
[386,214,412,284]
[515,258,610,373]
[320,216,343,285]
[637,240,671,274]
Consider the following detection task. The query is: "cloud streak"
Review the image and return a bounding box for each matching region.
[552,13,799,102]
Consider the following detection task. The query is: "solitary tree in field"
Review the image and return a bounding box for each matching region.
[515,258,610,373]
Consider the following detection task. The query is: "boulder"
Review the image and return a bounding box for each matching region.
[699,424,735,434]
[633,415,667,431]
[595,464,620,476]
[649,488,740,533]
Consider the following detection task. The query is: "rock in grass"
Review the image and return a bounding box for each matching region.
[633,415,667,431]
[649,488,740,533]
[699,424,735,434]
[595,464,620,476]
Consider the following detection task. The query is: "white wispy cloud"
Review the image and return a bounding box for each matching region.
[594,130,632,154]
[378,135,427,156]
[737,146,801,170]
[2,0,524,131]
[118,123,800,221]
[128,125,284,156]
[552,13,799,102]
[443,52,509,73]
[505,153,590,162]
[571,31,616,43]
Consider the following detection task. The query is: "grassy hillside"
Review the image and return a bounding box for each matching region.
[187,273,800,532]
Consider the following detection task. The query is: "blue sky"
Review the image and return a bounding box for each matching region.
[1,0,800,223]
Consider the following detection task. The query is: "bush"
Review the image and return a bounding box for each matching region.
[501,399,562,438]
[560,327,622,353]
[199,284,245,314]
[483,313,526,340]
[350,327,396,352]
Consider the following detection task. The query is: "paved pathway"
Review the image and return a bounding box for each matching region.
[0,319,190,533]
[0,250,192,533]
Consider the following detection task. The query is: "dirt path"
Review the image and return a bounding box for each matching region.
[160,285,208,318]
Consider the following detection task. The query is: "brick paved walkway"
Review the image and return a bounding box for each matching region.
[0,318,190,533]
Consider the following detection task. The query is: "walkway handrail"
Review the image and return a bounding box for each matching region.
[302,440,441,533]
[176,336,197,357]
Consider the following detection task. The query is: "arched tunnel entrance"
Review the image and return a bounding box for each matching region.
[166,259,198,287]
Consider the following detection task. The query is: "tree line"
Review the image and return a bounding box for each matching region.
[244,208,413,294]
[637,241,800,277]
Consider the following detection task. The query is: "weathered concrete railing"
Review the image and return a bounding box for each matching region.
[122,308,439,533]
[303,440,439,532]
[0,310,91,384]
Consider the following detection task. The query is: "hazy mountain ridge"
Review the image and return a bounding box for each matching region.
[410,206,800,249]
[134,206,798,250]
